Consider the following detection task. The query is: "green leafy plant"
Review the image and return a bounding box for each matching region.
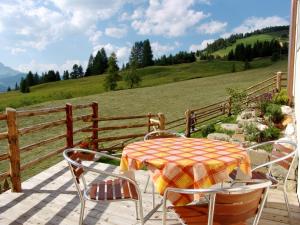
[244,123,260,142]
[266,103,284,123]
[214,124,235,136]
[261,125,280,142]
[273,89,289,105]
[200,124,216,137]
[226,87,247,115]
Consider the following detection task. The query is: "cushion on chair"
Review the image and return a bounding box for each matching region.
[88,178,138,201]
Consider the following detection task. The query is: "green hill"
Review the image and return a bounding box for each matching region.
[0,57,282,112]
[213,33,288,57]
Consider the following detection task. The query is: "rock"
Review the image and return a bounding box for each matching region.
[235,127,244,134]
[240,110,256,119]
[220,123,238,131]
[248,150,269,172]
[256,123,268,131]
[284,123,295,136]
[207,133,230,142]
[236,117,257,127]
[281,105,293,115]
[231,133,245,142]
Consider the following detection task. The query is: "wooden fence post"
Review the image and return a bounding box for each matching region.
[157,113,166,130]
[91,102,99,150]
[66,104,73,148]
[6,108,21,192]
[276,71,282,92]
[147,113,152,132]
[185,109,191,137]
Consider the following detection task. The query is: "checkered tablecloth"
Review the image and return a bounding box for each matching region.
[120,138,251,205]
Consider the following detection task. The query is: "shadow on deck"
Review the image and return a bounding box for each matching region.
[0,161,299,225]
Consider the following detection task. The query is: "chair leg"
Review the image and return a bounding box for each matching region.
[79,200,85,225]
[283,190,292,221]
[152,182,155,209]
[144,175,150,193]
[135,201,139,220]
[138,199,144,225]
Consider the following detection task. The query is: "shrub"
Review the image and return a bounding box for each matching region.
[266,103,284,123]
[226,88,247,115]
[244,123,260,142]
[273,89,289,105]
[200,124,215,137]
[261,125,280,141]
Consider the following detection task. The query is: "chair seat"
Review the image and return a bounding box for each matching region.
[88,178,138,201]
[171,205,246,225]
[229,170,278,185]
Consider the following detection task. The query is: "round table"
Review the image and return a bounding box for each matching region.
[120,138,251,205]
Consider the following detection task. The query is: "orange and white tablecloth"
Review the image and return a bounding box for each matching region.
[120,138,251,205]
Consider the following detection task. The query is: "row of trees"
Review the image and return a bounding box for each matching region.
[153,51,196,66]
[227,39,288,61]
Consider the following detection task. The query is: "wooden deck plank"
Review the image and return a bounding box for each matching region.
[0,161,299,225]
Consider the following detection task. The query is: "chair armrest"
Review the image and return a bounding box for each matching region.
[95,152,121,161]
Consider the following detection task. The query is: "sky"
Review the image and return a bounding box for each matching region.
[0,0,291,74]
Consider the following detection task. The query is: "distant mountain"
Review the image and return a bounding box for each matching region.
[0,62,25,92]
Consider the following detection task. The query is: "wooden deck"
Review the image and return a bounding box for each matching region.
[0,161,299,225]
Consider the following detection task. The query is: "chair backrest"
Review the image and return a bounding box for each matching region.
[212,180,271,225]
[63,148,95,184]
[249,140,297,173]
[144,130,185,141]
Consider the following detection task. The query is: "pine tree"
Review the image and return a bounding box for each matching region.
[92,50,103,75]
[7,86,11,92]
[100,48,108,72]
[20,77,30,93]
[70,64,80,79]
[26,71,34,86]
[142,39,153,67]
[85,54,94,76]
[129,41,143,67]
[78,65,84,78]
[104,52,119,91]
[33,73,40,85]
[15,82,19,90]
[55,71,61,81]
[63,70,70,80]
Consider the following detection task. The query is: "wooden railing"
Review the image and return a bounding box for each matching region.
[0,102,164,193]
[0,71,286,193]
[166,71,286,137]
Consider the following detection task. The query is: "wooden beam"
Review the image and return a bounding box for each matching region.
[287,0,298,104]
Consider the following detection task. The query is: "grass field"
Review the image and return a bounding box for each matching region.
[0,58,277,112]
[0,58,287,183]
[212,33,288,57]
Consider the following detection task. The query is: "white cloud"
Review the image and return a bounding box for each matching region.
[9,47,26,55]
[0,0,131,51]
[232,16,289,34]
[120,8,144,21]
[151,42,179,58]
[198,0,212,4]
[93,44,131,65]
[17,59,87,74]
[105,26,127,38]
[197,20,227,34]
[132,0,209,37]
[189,39,214,51]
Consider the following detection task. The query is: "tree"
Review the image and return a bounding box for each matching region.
[244,60,251,70]
[92,48,108,75]
[15,82,19,90]
[7,86,11,92]
[63,70,70,80]
[85,54,94,76]
[231,63,236,73]
[55,71,61,81]
[20,77,30,93]
[129,41,143,67]
[26,71,34,86]
[33,73,40,85]
[142,39,153,67]
[124,61,141,88]
[104,52,119,91]
[70,64,82,79]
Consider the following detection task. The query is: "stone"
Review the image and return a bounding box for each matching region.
[284,123,295,136]
[240,110,256,119]
[207,133,230,142]
[256,123,268,131]
[235,127,244,134]
[231,133,245,142]
[281,105,293,115]
[220,123,238,131]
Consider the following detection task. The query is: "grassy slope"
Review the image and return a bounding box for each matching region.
[212,33,288,57]
[0,58,276,112]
